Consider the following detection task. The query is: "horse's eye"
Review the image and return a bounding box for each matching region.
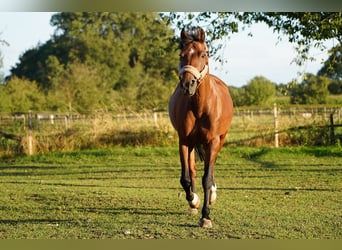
[200,53,207,58]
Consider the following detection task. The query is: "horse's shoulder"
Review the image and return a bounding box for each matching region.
[209,74,229,92]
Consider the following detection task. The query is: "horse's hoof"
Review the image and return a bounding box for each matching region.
[209,184,217,205]
[188,207,198,215]
[188,193,200,209]
[199,218,212,228]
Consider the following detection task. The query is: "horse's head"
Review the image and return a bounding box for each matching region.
[179,27,209,96]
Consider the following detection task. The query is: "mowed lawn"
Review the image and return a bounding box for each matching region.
[0,146,341,239]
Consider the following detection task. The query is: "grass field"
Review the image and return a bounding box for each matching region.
[0,146,341,239]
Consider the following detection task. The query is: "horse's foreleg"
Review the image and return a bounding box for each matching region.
[189,149,197,193]
[199,138,221,228]
[179,144,200,211]
[199,164,215,228]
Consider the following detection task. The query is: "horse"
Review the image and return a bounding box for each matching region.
[168,27,234,228]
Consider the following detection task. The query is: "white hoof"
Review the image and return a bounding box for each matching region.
[188,193,200,209]
[209,184,217,205]
[199,218,212,228]
[188,207,198,215]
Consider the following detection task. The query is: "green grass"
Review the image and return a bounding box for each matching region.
[0,146,341,239]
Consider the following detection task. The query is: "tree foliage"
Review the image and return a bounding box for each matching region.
[318,45,342,80]
[229,76,276,107]
[10,38,72,91]
[46,62,109,112]
[3,12,341,112]
[165,12,342,105]
[318,45,342,81]
[8,12,179,113]
[0,34,9,84]
[0,77,45,112]
[164,12,342,67]
[290,74,330,105]
[317,44,342,95]
[243,76,276,106]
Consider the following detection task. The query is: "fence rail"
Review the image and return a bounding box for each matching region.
[1,106,342,156]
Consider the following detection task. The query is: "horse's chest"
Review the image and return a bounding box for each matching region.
[183,112,210,139]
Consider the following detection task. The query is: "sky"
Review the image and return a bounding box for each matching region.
[0,12,336,87]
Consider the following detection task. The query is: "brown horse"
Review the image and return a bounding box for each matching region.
[168,27,234,228]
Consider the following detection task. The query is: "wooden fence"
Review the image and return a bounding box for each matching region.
[233,105,342,147]
[1,106,342,155]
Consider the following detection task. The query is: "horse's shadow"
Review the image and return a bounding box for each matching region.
[79,205,184,217]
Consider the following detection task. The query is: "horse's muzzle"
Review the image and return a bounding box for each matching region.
[181,79,198,96]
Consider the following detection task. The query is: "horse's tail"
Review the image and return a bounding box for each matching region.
[195,144,205,162]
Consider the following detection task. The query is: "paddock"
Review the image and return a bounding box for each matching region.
[0,146,340,239]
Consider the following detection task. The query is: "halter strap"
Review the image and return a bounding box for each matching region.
[179,65,209,82]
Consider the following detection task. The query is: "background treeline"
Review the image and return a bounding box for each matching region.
[0,12,341,114]
[230,72,342,107]
[0,13,179,113]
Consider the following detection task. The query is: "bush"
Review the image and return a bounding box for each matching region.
[286,124,331,146]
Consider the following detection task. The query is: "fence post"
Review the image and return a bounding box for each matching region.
[330,112,335,144]
[153,112,158,128]
[273,103,279,148]
[27,111,34,156]
[65,115,71,130]
[50,114,54,125]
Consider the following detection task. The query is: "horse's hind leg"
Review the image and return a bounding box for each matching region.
[179,144,200,213]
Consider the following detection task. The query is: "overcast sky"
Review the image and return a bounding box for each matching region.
[0,12,336,87]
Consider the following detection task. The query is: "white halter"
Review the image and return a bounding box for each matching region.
[178,64,209,82]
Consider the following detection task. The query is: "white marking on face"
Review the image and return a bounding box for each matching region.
[189,47,195,55]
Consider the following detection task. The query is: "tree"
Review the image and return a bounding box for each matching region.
[290,74,330,104]
[0,34,9,84]
[50,12,179,99]
[317,45,342,94]
[10,37,73,91]
[227,86,246,107]
[9,12,179,112]
[327,80,342,95]
[137,75,174,111]
[47,62,112,113]
[228,76,276,107]
[0,84,10,111]
[243,76,276,106]
[164,12,342,67]
[0,77,45,112]
[318,45,341,80]
[242,13,341,65]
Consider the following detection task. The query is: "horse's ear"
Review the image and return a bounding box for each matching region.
[180,29,188,41]
[197,27,205,42]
